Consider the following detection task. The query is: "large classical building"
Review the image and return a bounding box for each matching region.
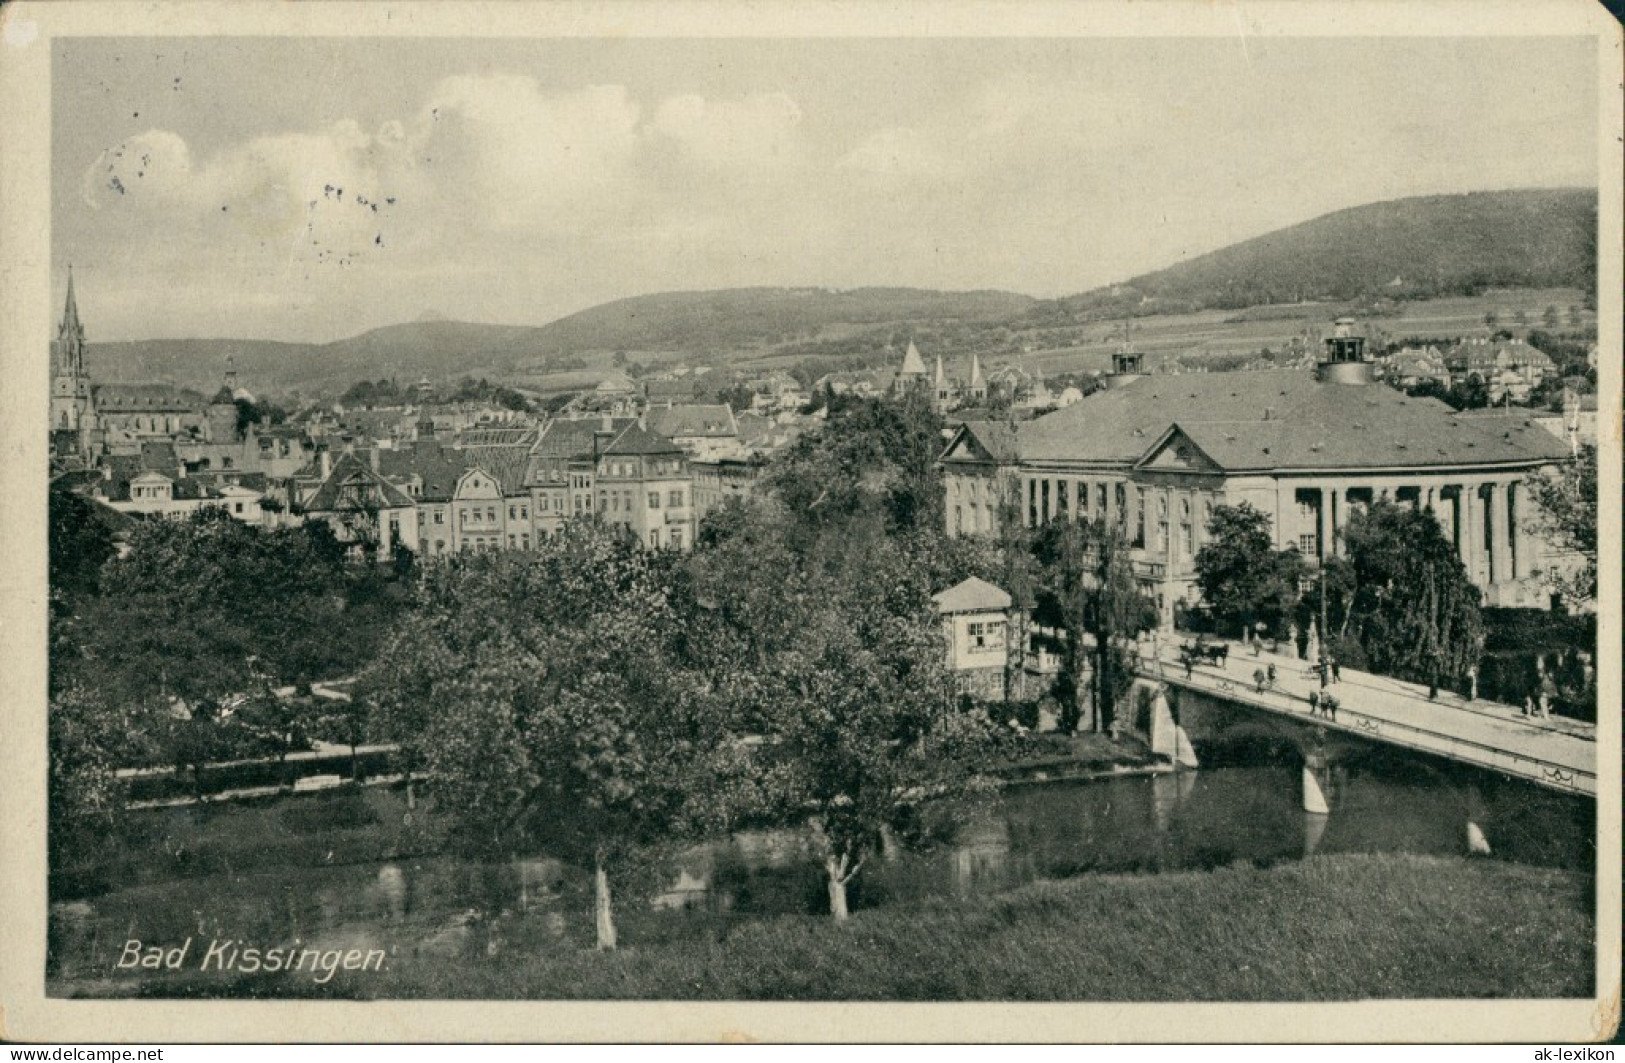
[940,321,1575,622]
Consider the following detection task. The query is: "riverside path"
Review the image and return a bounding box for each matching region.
[1136,635,1596,798]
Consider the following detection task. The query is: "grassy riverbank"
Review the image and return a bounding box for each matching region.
[73,853,1592,1001]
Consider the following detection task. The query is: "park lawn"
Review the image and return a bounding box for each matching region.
[108,852,1593,1002]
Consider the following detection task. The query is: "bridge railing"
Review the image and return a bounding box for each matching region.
[1152,660,1595,798]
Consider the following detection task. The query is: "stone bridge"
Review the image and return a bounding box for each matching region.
[1126,637,1596,856]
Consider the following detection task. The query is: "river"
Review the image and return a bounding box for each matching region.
[47,756,1593,991]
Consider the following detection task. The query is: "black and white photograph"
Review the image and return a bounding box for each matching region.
[2,0,1619,1044]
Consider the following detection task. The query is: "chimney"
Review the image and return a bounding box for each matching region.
[601,413,613,433]
[368,448,380,474]
[319,449,332,479]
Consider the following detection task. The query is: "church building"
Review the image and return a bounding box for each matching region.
[49,272,243,462]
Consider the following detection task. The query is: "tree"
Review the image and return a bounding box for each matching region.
[679,496,999,919]
[1449,374,1491,411]
[1525,444,1597,605]
[741,545,994,919]
[766,393,945,545]
[61,508,405,784]
[49,684,138,888]
[1193,503,1307,638]
[49,481,117,600]
[1032,518,1158,733]
[1339,501,1485,690]
[364,524,749,949]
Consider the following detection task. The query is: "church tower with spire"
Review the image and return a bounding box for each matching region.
[50,270,97,442]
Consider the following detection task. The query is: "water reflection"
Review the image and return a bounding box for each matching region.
[49,762,1593,988]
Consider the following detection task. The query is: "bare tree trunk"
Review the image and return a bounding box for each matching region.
[593,849,617,951]
[824,853,851,921]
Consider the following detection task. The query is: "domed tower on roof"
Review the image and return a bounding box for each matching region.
[1103,325,1143,390]
[1317,317,1374,384]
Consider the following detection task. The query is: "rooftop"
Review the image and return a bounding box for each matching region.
[1015,369,1570,472]
[933,576,1013,614]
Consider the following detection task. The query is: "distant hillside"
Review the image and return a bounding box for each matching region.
[531,287,1035,354]
[84,322,554,397]
[1035,188,1596,320]
[83,287,1035,396]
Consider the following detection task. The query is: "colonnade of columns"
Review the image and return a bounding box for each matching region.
[1303,475,1533,588]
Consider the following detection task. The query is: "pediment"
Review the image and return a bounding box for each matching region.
[1136,425,1222,473]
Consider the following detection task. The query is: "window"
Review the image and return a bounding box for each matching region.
[955,506,963,533]
[521,534,530,550]
[434,510,444,525]
[669,489,683,508]
[509,505,517,521]
[967,620,1006,652]
[460,507,470,524]
[418,510,426,525]
[520,506,528,520]
[487,506,496,523]
[508,534,516,548]
[649,529,660,548]
[1298,533,1317,554]
[649,492,661,509]
[669,528,682,549]
[233,502,244,514]
[1180,522,1193,556]
[435,539,445,553]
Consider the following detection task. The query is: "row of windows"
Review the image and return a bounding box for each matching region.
[966,619,1007,653]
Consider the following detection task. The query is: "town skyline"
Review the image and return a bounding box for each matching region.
[55,35,1598,344]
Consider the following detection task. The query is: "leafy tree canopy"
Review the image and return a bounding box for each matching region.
[1339,501,1485,685]
[1525,443,1597,605]
[1193,502,1307,637]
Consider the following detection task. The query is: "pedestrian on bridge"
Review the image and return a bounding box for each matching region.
[1324,694,1339,721]
[1253,667,1267,693]
[1308,690,1320,717]
[1267,663,1278,689]
[1316,657,1329,690]
[1329,655,1341,683]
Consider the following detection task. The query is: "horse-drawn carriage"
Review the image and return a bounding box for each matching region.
[1179,636,1229,668]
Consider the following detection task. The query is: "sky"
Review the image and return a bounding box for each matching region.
[52,36,1599,343]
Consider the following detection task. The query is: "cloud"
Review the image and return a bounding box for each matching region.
[836,126,956,180]
[651,92,804,168]
[420,77,644,228]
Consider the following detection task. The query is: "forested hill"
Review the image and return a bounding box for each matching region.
[83,287,1035,395]
[530,286,1036,353]
[1035,188,1596,319]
